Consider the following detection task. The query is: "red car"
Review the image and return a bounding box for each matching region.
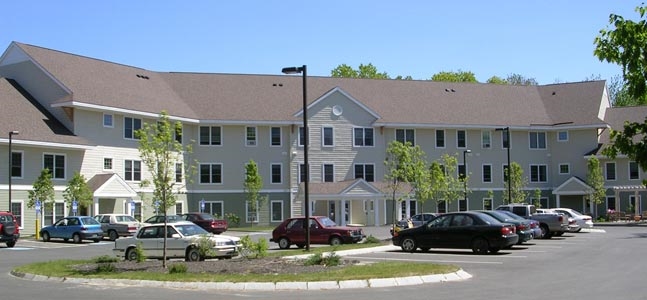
[180,213,228,234]
[0,211,20,248]
[270,216,366,249]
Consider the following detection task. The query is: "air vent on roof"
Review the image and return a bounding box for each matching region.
[552,91,556,95]
[444,88,456,92]
[136,74,150,80]
[272,83,284,87]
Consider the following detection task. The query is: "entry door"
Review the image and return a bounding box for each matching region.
[328,201,336,222]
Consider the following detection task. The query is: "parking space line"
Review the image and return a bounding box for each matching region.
[345,256,504,265]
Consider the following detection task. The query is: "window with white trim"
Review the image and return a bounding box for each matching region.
[270,127,282,146]
[298,127,309,147]
[606,162,616,181]
[530,164,547,182]
[103,158,113,171]
[529,132,547,149]
[483,198,492,210]
[11,151,23,178]
[323,164,334,182]
[124,117,142,139]
[271,163,282,184]
[246,201,259,223]
[175,163,183,183]
[629,161,640,180]
[44,153,65,179]
[245,127,257,146]
[10,201,23,228]
[559,163,570,175]
[203,201,224,218]
[124,159,141,181]
[457,130,466,148]
[174,125,183,144]
[396,129,415,145]
[199,126,222,146]
[458,198,468,211]
[435,129,445,148]
[200,163,222,184]
[103,113,113,128]
[271,200,284,222]
[354,164,375,182]
[436,200,447,214]
[557,131,568,142]
[482,164,492,183]
[299,163,308,183]
[322,127,334,147]
[353,127,374,146]
[482,131,491,148]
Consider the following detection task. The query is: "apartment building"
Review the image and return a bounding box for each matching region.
[0,42,644,234]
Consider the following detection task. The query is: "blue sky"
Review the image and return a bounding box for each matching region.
[1,1,641,84]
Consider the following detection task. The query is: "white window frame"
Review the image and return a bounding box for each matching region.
[435,129,445,148]
[456,130,466,149]
[103,157,113,171]
[124,159,141,182]
[481,130,491,149]
[175,163,183,183]
[199,163,223,184]
[245,201,259,223]
[204,201,224,218]
[10,200,24,228]
[103,113,114,128]
[298,163,310,183]
[10,150,24,179]
[559,163,570,175]
[298,126,310,147]
[529,131,547,149]
[271,200,284,223]
[482,164,492,183]
[353,127,374,147]
[436,200,447,214]
[175,202,184,215]
[270,163,282,184]
[43,152,66,180]
[322,126,334,147]
[123,116,142,140]
[354,163,375,182]
[557,130,568,142]
[606,162,617,181]
[245,126,257,146]
[458,198,468,211]
[482,198,493,210]
[530,164,548,182]
[629,161,640,180]
[199,126,222,146]
[322,163,335,182]
[174,125,183,144]
[395,128,415,145]
[270,127,282,147]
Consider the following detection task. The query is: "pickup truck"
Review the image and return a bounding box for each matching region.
[496,204,569,239]
[93,214,141,241]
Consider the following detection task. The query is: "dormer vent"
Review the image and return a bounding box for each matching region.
[136,74,150,80]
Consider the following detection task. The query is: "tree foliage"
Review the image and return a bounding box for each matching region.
[244,160,266,226]
[428,154,464,206]
[27,168,55,209]
[136,110,194,267]
[586,156,607,204]
[607,75,635,106]
[384,141,417,224]
[486,76,508,85]
[63,172,93,209]
[331,63,390,79]
[430,70,477,82]
[505,73,538,86]
[505,162,528,203]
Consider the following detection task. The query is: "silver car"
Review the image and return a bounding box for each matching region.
[113,221,240,261]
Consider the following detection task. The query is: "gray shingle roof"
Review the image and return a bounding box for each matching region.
[10,42,610,128]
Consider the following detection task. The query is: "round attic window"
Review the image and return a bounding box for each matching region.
[332,105,343,116]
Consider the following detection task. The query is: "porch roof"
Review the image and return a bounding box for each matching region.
[87,173,138,198]
[552,176,593,195]
[299,179,412,200]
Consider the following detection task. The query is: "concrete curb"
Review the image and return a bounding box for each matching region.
[9,245,471,291]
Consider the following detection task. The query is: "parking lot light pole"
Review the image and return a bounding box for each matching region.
[282,65,310,251]
[463,149,471,205]
[496,127,511,204]
[8,130,19,212]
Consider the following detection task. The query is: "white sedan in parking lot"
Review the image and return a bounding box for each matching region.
[113,221,240,261]
[553,208,594,232]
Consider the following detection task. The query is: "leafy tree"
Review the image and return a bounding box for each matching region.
[428,154,464,210]
[607,75,635,106]
[505,73,538,86]
[595,5,647,104]
[532,188,542,207]
[244,160,266,227]
[394,75,413,80]
[430,70,477,82]
[136,110,195,268]
[384,141,415,227]
[586,156,606,217]
[505,162,528,203]
[63,172,93,211]
[486,76,507,85]
[27,168,55,210]
[404,145,431,214]
[330,63,390,79]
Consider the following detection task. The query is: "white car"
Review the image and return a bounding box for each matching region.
[113,221,240,261]
[553,208,594,232]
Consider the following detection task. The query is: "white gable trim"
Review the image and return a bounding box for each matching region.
[340,178,383,195]
[0,42,73,94]
[293,87,381,120]
[93,174,138,198]
[51,101,200,124]
[552,176,593,195]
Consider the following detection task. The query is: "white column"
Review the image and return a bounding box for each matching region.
[555,194,560,208]
[93,197,99,216]
[340,199,347,226]
[373,199,379,227]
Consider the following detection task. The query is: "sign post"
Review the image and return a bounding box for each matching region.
[35,199,41,240]
[72,200,78,216]
[200,198,205,213]
[129,198,135,217]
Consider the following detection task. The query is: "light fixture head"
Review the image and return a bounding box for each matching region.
[282,66,304,74]
[9,130,19,136]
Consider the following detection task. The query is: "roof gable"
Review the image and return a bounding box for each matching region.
[294,87,381,120]
[552,176,593,195]
[88,173,138,198]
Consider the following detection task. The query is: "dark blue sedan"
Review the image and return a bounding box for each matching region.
[40,216,103,243]
[392,211,519,254]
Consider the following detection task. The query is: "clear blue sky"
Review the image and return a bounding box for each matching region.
[1,1,641,84]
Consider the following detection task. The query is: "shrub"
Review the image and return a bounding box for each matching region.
[239,235,269,258]
[168,263,188,274]
[135,242,146,263]
[362,235,381,244]
[304,251,341,267]
[95,263,115,273]
[94,255,118,263]
[225,213,240,227]
[195,235,216,259]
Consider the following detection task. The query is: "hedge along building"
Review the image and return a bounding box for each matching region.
[0,41,644,235]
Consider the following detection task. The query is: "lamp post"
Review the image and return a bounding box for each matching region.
[8,131,19,212]
[496,127,511,204]
[463,149,471,206]
[282,65,310,251]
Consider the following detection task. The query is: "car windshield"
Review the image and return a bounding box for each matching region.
[174,224,209,236]
[499,210,525,220]
[115,215,137,222]
[319,217,337,227]
[81,217,100,225]
[198,213,214,220]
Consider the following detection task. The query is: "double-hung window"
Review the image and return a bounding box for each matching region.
[606,162,616,181]
[246,127,257,146]
[271,163,282,184]
[354,164,375,182]
[322,127,334,147]
[124,117,142,139]
[270,127,282,146]
[353,128,374,146]
[200,163,222,184]
[199,126,222,146]
[457,130,466,148]
[630,161,640,180]
[530,164,547,182]
[482,164,492,183]
[11,151,23,178]
[395,129,415,145]
[103,114,113,128]
[482,131,491,148]
[435,130,445,148]
[124,159,141,181]
[323,164,334,182]
[44,154,65,179]
[529,132,546,149]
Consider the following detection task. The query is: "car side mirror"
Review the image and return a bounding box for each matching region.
[171,233,181,239]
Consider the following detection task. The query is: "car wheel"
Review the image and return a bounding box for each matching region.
[489,247,500,254]
[575,228,582,233]
[278,237,291,249]
[63,238,69,242]
[554,231,564,236]
[186,247,201,262]
[471,237,489,254]
[420,247,430,252]
[401,237,417,252]
[73,233,82,244]
[540,225,552,239]
[296,244,305,249]
[330,236,342,246]
[108,230,119,241]
[93,239,101,243]
[126,247,138,261]
[6,241,16,248]
[41,231,50,242]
